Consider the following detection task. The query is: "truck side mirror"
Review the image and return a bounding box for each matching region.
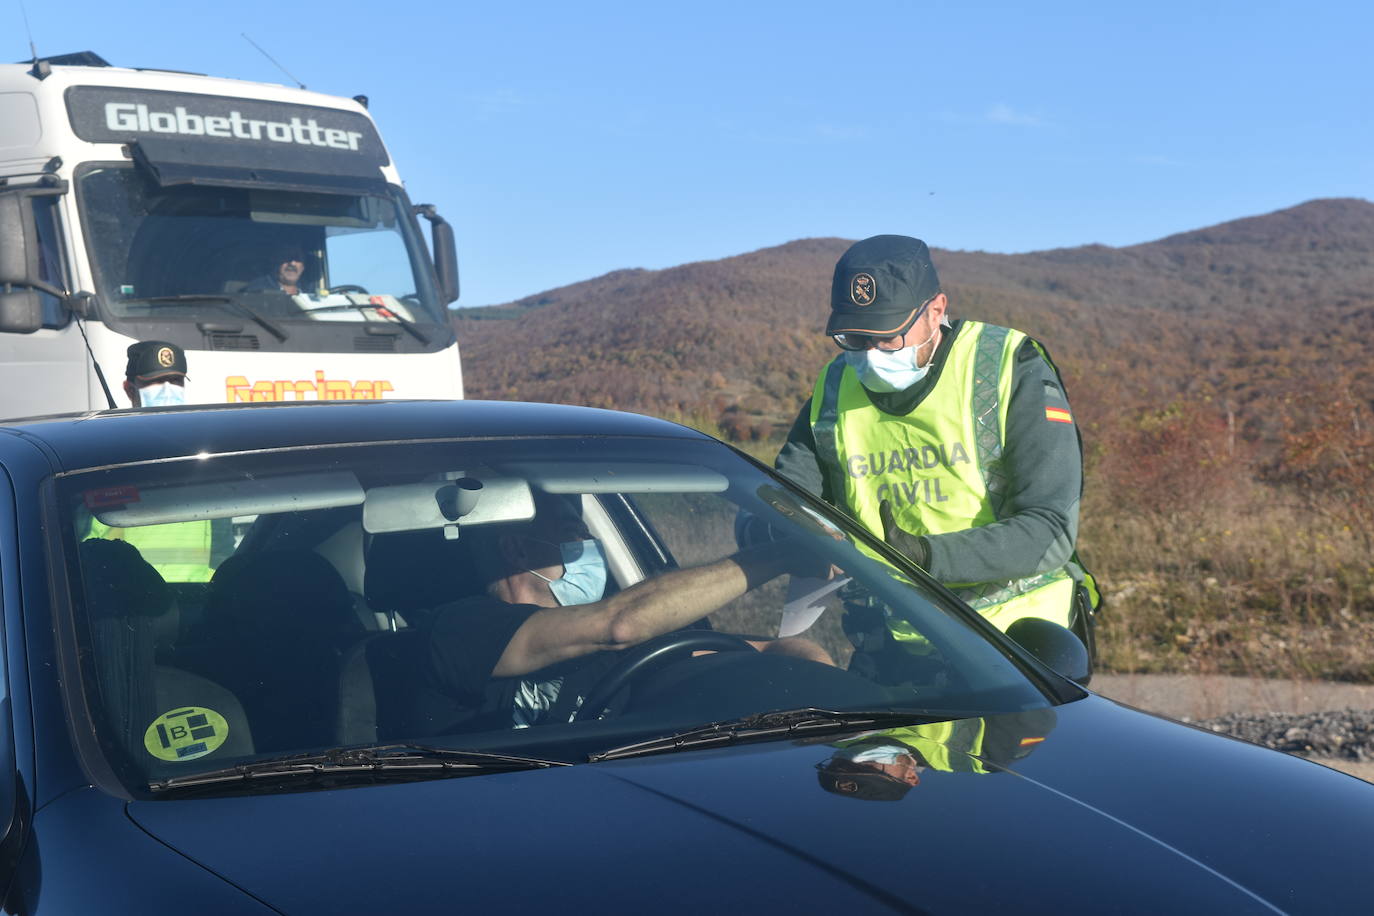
[0,195,29,288]
[0,288,43,334]
[0,182,69,333]
[414,204,460,305]
[0,196,44,334]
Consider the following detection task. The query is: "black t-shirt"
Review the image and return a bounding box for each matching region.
[418,594,616,734]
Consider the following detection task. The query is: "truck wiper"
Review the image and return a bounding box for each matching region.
[148,743,568,795]
[589,707,979,762]
[297,302,431,345]
[138,295,289,343]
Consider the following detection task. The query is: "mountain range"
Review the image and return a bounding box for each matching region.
[450,198,1374,452]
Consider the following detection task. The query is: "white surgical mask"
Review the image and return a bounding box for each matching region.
[843,323,940,393]
[845,347,924,393]
[139,382,186,407]
[529,538,607,606]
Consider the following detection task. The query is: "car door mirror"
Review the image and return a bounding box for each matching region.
[1006,617,1091,685]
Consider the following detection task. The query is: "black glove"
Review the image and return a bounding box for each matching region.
[879,500,930,568]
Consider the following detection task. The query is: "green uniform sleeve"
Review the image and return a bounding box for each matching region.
[921,339,1081,584]
[773,397,829,501]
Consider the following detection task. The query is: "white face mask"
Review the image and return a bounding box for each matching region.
[528,538,607,606]
[844,324,940,393]
[139,381,186,407]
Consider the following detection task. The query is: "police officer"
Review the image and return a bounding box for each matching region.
[87,341,229,582]
[775,235,1098,652]
[123,340,188,407]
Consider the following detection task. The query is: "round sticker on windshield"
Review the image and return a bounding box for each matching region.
[143,707,229,762]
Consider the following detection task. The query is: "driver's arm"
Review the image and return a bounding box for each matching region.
[493,542,795,677]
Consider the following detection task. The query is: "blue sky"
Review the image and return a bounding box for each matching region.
[11,0,1372,306]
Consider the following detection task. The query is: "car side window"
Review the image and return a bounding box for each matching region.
[626,491,790,633]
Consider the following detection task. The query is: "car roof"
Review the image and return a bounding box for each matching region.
[0,399,712,473]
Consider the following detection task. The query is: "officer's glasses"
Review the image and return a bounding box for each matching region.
[831,299,932,351]
[832,331,908,352]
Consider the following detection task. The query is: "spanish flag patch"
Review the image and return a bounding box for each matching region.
[1045,407,1073,424]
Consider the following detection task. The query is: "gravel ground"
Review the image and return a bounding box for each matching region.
[1188,709,1374,763]
[1091,673,1374,782]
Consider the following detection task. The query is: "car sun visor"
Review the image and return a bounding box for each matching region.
[362,477,535,535]
[500,462,729,494]
[131,138,389,196]
[91,471,364,527]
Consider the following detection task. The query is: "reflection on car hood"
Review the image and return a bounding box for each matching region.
[127,697,1374,914]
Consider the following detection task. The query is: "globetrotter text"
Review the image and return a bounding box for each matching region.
[103,103,364,151]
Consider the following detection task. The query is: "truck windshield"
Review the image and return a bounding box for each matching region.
[77,165,445,326]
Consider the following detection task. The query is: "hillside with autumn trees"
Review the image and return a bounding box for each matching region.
[453,198,1374,682]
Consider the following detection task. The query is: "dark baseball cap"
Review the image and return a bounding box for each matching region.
[826,235,942,336]
[125,341,188,383]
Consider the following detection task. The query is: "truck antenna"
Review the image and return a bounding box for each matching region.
[17,0,38,62]
[72,311,119,410]
[241,33,306,90]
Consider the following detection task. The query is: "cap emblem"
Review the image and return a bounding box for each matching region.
[156,347,176,368]
[849,273,876,306]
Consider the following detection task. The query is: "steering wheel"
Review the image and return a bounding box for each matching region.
[328,284,370,294]
[573,630,756,721]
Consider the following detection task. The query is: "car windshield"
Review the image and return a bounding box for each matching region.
[76,165,444,326]
[56,435,1055,796]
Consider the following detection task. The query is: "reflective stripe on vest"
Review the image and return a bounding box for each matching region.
[810,321,1073,629]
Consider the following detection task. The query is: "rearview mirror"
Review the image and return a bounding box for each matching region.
[362,477,534,534]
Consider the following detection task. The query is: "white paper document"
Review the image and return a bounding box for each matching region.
[779,575,852,637]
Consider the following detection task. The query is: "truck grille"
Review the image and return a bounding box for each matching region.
[207,332,260,350]
[353,336,396,353]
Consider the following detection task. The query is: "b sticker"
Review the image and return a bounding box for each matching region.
[144,706,229,762]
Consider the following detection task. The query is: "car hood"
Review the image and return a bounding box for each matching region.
[127,696,1374,914]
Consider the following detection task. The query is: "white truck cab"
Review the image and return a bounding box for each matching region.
[0,51,462,417]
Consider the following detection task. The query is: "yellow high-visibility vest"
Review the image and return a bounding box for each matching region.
[809,320,1075,633]
[87,519,217,583]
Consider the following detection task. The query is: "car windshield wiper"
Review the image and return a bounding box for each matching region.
[589,707,982,762]
[136,295,289,342]
[148,743,568,795]
[297,301,431,345]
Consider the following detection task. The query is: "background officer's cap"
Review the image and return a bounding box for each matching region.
[826,235,942,336]
[125,341,188,383]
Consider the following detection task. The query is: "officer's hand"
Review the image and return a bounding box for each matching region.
[879,500,930,568]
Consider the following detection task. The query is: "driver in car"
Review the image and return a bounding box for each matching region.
[418,491,832,732]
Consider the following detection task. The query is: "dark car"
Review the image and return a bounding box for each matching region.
[0,399,1370,914]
